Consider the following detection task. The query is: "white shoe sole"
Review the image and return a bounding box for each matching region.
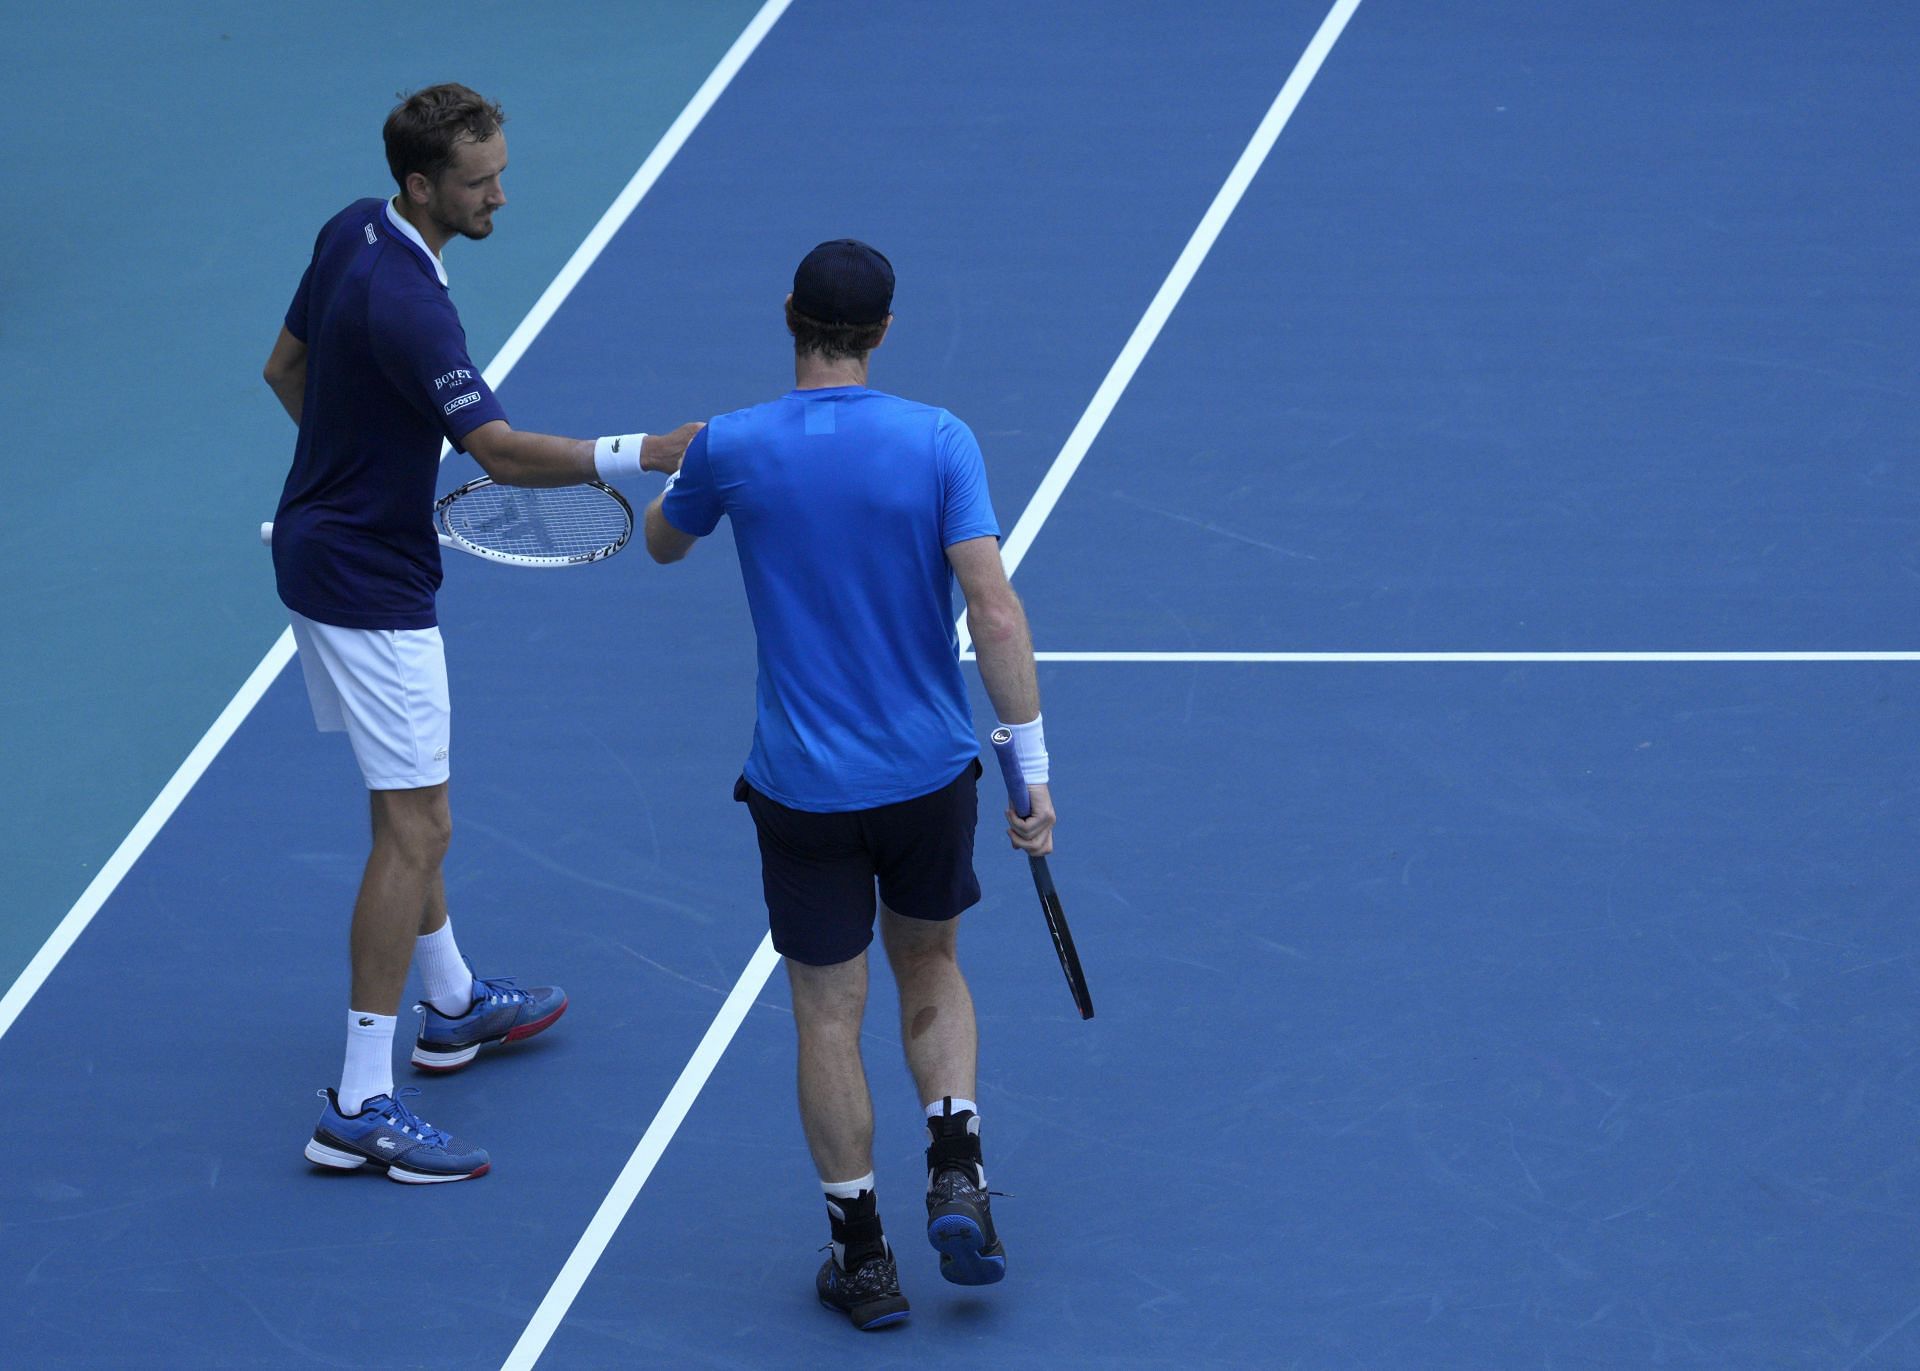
[305,1136,483,1183]
[410,1042,481,1071]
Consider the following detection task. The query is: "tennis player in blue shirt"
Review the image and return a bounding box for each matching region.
[262,84,700,1182]
[645,240,1057,1327]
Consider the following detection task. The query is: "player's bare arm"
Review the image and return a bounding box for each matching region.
[644,493,699,564]
[465,418,704,489]
[947,534,1054,854]
[262,327,307,424]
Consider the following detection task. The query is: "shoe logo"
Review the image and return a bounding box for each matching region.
[357,1016,376,1026]
[376,1138,398,1151]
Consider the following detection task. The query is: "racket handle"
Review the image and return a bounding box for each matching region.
[988,727,1031,819]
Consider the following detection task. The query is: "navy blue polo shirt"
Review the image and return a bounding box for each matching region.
[272,198,507,628]
[660,387,1001,811]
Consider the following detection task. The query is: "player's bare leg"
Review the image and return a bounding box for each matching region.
[879,907,976,1104]
[880,905,1003,1286]
[786,951,874,1181]
[787,950,908,1328]
[352,783,451,1015]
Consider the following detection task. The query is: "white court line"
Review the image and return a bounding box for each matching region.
[0,636,296,1041]
[499,4,1367,1366]
[1007,650,1920,663]
[0,0,792,1045]
[959,0,1366,649]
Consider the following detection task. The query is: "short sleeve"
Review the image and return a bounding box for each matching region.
[659,425,723,536]
[935,412,1000,548]
[284,259,314,342]
[367,284,508,449]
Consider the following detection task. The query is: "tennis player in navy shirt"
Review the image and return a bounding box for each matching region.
[262,84,700,1182]
[645,240,1057,1327]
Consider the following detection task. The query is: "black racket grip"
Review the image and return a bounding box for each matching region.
[989,727,1031,817]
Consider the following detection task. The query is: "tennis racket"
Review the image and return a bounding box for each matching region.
[990,728,1094,1020]
[259,477,633,568]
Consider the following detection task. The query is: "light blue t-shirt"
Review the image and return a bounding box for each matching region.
[661,386,1000,811]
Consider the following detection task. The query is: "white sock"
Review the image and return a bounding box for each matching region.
[339,1011,396,1114]
[416,922,475,1016]
[822,1172,875,1201]
[926,1096,980,1124]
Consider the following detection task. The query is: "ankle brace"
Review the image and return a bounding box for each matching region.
[825,1190,887,1267]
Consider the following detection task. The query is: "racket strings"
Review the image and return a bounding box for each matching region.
[439,482,629,561]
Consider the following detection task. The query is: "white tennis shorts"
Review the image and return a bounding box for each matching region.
[288,611,451,790]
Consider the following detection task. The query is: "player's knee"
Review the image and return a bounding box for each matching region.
[882,910,959,977]
[372,790,452,866]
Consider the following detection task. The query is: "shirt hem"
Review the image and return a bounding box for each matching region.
[743,757,975,814]
[280,592,438,632]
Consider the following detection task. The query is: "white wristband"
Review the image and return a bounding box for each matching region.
[1006,715,1049,784]
[593,432,648,482]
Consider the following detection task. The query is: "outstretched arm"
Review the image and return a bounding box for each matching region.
[464,420,703,489]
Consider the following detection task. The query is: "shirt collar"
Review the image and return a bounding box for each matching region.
[384,198,449,287]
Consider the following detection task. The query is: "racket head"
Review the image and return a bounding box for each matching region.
[433,476,633,567]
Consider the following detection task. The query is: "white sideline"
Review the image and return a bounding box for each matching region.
[499,3,1369,1366]
[958,0,1368,650]
[0,0,793,1044]
[0,633,296,1041]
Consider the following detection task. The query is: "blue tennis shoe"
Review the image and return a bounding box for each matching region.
[305,1087,489,1183]
[411,970,568,1073]
[925,1107,1006,1285]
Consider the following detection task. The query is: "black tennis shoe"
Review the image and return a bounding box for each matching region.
[816,1248,909,1330]
[925,1106,1006,1285]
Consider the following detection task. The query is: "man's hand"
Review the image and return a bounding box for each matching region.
[642,421,706,475]
[1007,782,1055,857]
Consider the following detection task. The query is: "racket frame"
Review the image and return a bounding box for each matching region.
[433,475,634,568]
[989,727,1094,1020]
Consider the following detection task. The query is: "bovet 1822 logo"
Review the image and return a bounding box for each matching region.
[434,368,475,391]
[443,391,482,416]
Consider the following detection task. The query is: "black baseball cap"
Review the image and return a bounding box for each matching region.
[791,239,894,325]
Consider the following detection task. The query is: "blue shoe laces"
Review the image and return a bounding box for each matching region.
[471,975,532,1008]
[373,1088,452,1149]
[413,975,533,1022]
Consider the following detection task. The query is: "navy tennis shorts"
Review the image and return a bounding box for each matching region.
[735,759,984,967]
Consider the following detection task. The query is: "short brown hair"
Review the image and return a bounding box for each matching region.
[383,84,505,191]
[786,299,888,362]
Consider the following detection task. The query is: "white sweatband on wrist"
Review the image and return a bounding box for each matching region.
[592,432,648,482]
[1006,715,1049,784]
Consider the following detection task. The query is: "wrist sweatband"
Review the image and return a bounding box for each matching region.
[593,432,648,482]
[1005,715,1049,784]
